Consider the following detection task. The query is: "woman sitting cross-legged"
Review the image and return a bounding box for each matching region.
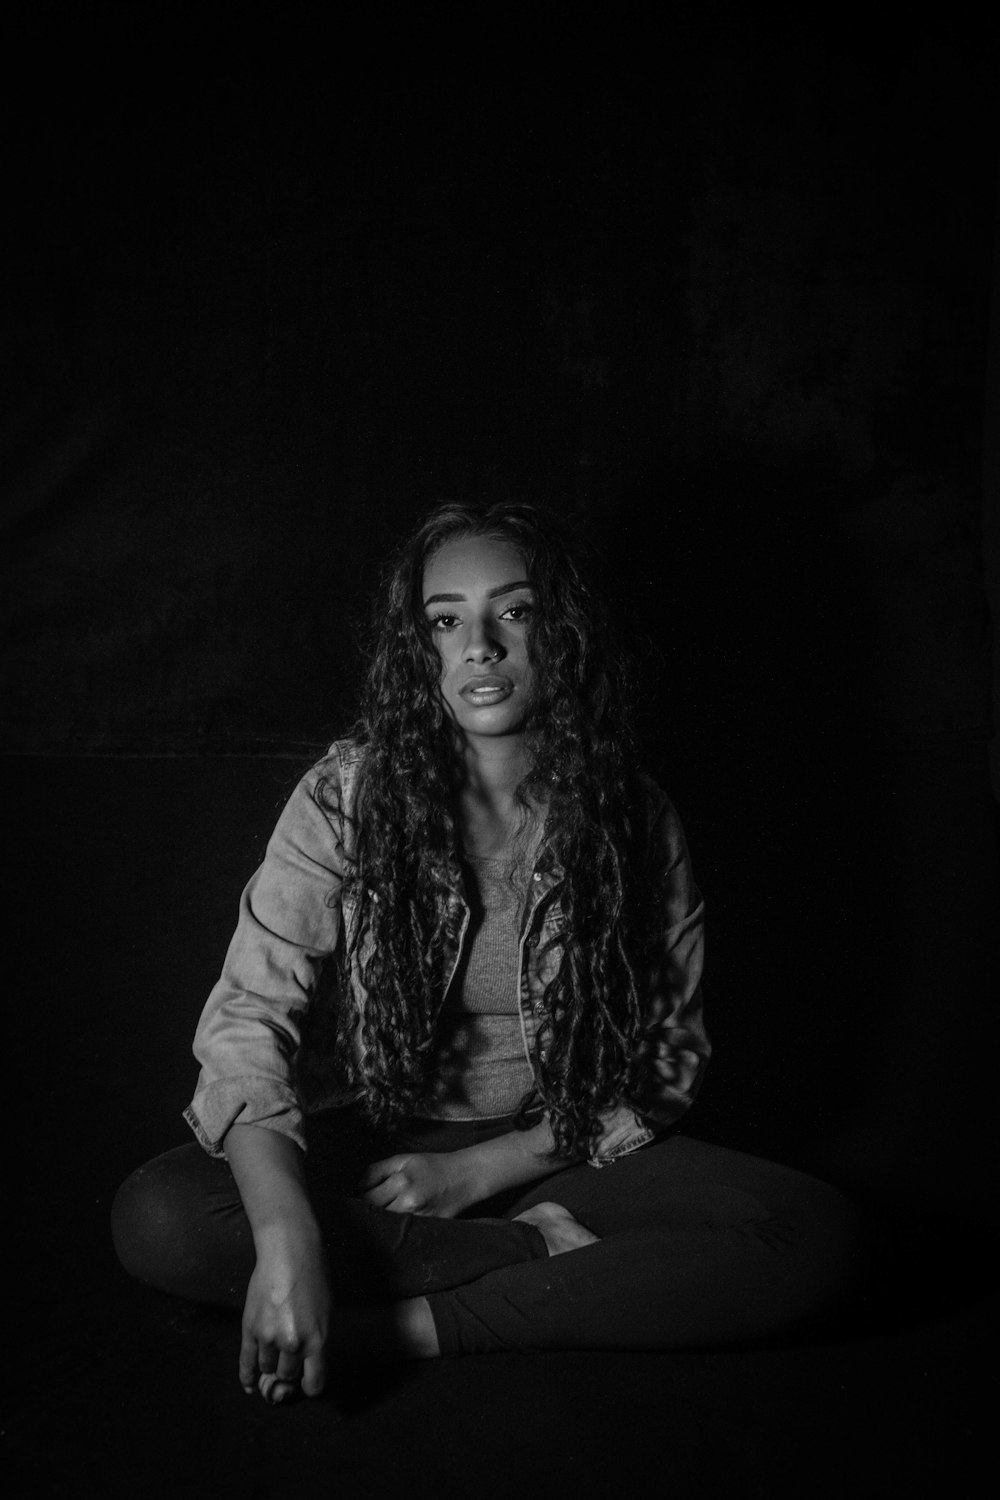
[112,501,864,1405]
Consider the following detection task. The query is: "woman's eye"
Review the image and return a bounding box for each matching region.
[429,613,460,632]
[500,601,534,623]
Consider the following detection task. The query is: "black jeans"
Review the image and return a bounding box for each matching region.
[111,1112,865,1356]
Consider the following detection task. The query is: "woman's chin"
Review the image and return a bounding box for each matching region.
[458,708,528,740]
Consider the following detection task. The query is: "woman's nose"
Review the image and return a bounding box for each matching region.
[464,619,505,663]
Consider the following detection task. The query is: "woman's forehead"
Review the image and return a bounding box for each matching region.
[422,534,529,597]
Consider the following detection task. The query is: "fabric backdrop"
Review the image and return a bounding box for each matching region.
[3,3,996,763]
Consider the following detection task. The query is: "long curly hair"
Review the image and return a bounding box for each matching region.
[316,501,654,1160]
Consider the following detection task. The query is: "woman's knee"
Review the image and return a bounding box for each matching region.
[112,1144,254,1306]
[111,1145,235,1295]
[111,1156,182,1289]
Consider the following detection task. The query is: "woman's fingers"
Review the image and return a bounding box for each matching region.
[258,1372,297,1405]
[256,1348,324,1405]
[240,1335,284,1395]
[361,1172,406,1209]
[301,1349,327,1398]
[239,1328,260,1392]
[358,1156,405,1191]
[257,1345,305,1405]
[276,1347,303,1384]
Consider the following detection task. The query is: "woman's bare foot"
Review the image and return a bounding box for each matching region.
[514,1201,599,1256]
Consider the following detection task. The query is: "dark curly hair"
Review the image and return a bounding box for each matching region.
[315,501,654,1160]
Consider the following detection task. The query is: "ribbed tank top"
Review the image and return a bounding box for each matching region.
[416,853,536,1120]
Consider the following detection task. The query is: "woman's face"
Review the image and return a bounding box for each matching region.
[421,533,536,743]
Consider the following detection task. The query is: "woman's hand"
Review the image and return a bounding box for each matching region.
[239,1222,331,1405]
[359,1151,478,1218]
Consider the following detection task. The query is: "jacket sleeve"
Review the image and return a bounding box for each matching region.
[590,781,710,1165]
[182,753,348,1157]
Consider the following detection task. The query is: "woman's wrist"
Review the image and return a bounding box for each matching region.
[458,1118,565,1201]
[253,1209,323,1256]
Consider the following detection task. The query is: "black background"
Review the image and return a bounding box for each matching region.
[4,0,997,1198]
[4,4,999,1495]
[4,4,995,756]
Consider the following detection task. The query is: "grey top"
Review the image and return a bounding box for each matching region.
[416,853,537,1120]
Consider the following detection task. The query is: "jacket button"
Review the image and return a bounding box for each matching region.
[532,872,542,882]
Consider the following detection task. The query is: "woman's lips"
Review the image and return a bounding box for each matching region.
[460,675,514,705]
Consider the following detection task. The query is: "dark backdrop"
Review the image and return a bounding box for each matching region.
[3,4,998,1218]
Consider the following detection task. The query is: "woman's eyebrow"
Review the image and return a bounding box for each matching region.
[423,579,534,606]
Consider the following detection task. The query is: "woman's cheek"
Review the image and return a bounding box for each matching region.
[441,671,465,717]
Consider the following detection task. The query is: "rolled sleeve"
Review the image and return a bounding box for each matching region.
[588,1102,655,1166]
[183,751,349,1157]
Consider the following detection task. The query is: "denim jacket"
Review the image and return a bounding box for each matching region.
[184,740,710,1165]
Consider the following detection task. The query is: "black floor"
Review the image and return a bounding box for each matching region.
[5,749,998,1498]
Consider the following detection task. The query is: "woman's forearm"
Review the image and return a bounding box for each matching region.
[224,1123,320,1244]
[457,1117,572,1202]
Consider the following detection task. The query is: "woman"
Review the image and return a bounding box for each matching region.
[112,502,862,1405]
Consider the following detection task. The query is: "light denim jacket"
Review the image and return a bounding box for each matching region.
[184,740,710,1165]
